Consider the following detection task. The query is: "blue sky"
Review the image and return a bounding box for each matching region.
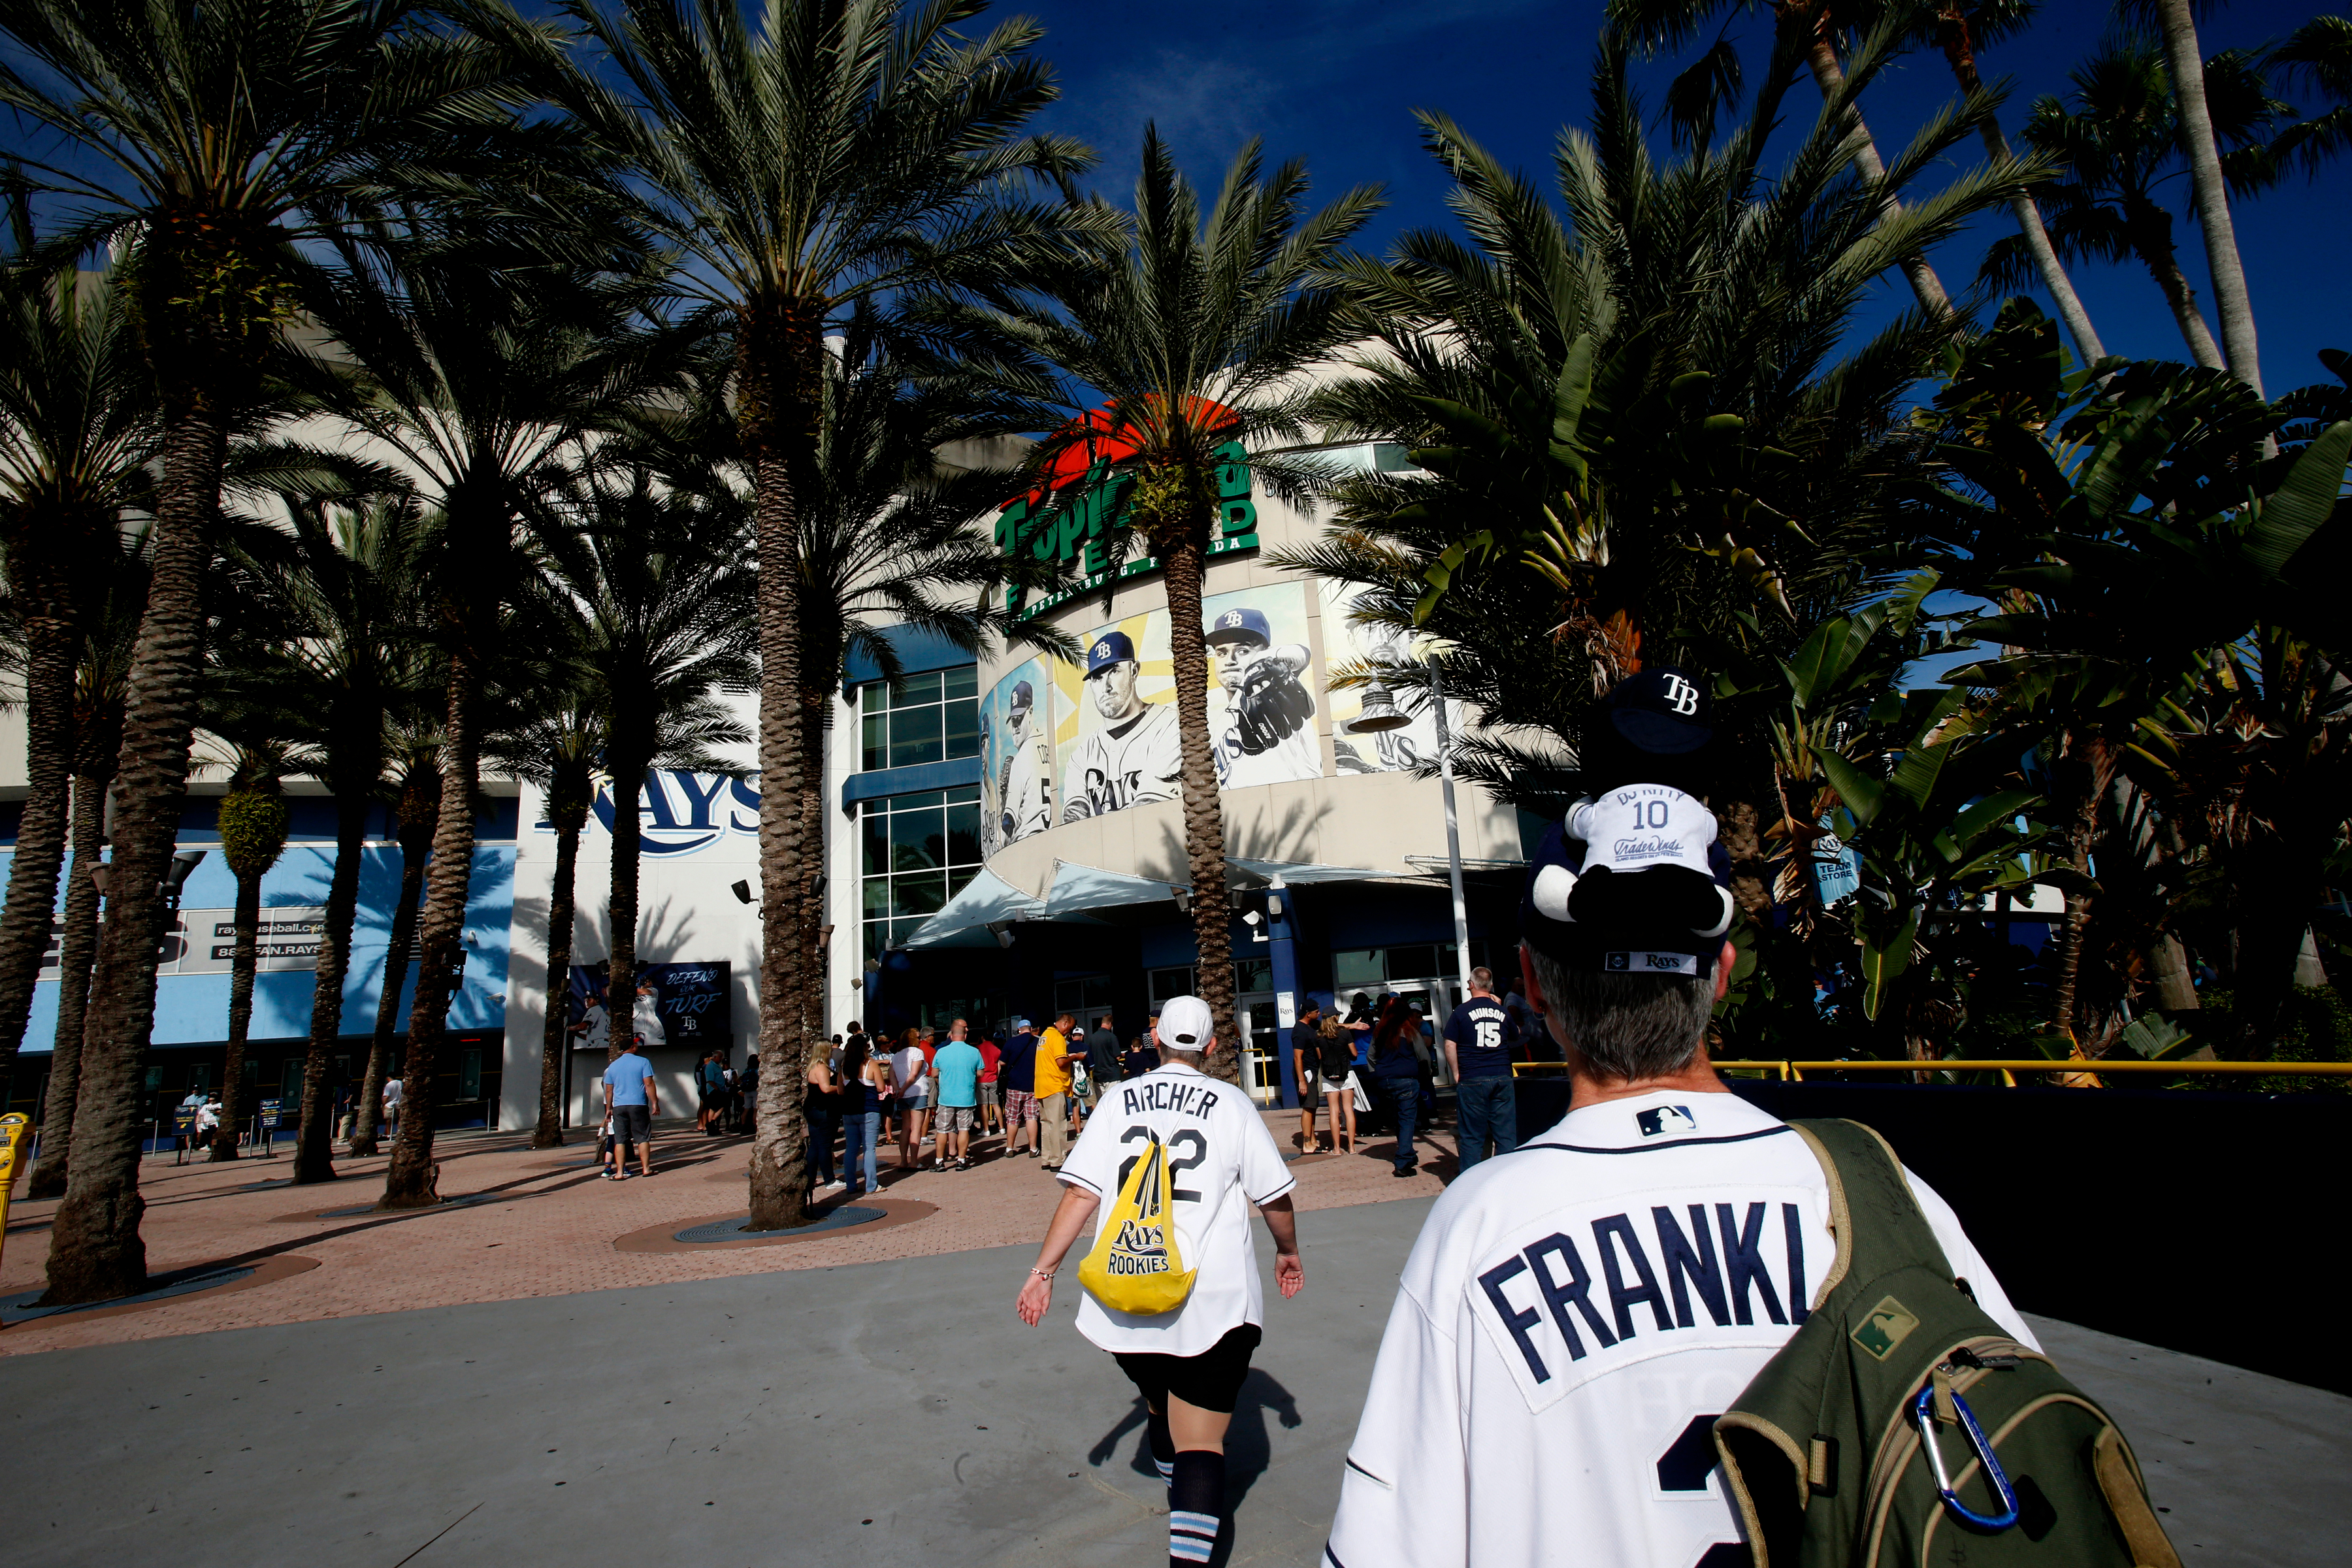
[1013,0,2351,393]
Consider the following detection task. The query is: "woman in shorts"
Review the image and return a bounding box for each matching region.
[1317,1013,1358,1155]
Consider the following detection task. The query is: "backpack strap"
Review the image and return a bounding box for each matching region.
[1786,1119,1955,1314]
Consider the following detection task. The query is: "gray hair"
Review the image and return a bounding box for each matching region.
[1526,947,1714,1081]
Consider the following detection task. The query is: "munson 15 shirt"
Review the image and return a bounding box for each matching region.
[1323,1089,2033,1568]
[1058,1060,1296,1358]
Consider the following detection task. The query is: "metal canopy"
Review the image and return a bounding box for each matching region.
[1224,855,1409,885]
[1045,860,1185,917]
[900,867,1046,949]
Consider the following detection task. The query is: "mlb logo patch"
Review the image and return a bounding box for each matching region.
[1635,1105,1697,1138]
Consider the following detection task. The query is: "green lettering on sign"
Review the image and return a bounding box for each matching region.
[998,442,1258,620]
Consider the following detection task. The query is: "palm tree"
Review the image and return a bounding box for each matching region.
[2268,14,2352,177]
[493,698,602,1149]
[972,129,1382,1062]
[1289,42,2017,924]
[1988,41,2291,370]
[1911,1,2106,362]
[320,260,687,1209]
[533,476,757,1075]
[2136,0,2264,393]
[348,733,438,1158]
[0,252,155,1092]
[205,742,296,1159]
[0,0,553,1303]
[544,0,1096,1232]
[229,494,433,1184]
[1608,1,1955,314]
[22,530,143,1200]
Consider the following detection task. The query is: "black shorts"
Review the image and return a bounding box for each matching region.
[611,1103,651,1150]
[1111,1323,1262,1415]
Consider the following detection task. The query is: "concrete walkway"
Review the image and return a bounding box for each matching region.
[0,1196,2338,1567]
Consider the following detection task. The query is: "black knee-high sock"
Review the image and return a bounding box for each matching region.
[1147,1408,1175,1482]
[1168,1449,1223,1565]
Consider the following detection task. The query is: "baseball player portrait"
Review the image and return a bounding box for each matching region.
[994,675,1053,844]
[1060,629,1183,823]
[1205,605,1321,788]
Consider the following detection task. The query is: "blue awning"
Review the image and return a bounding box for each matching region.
[901,867,1046,948]
[1045,860,1186,918]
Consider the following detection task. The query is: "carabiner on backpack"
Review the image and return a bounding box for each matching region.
[1912,1382,2020,1530]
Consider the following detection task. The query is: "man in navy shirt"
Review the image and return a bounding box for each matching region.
[1442,966,1516,1172]
[999,1018,1041,1158]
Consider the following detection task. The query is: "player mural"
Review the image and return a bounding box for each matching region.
[1320,579,1457,774]
[1050,583,1322,824]
[981,658,1054,853]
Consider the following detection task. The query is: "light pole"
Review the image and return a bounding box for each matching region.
[1345,651,1473,1002]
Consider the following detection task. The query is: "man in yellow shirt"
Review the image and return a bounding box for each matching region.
[1035,1012,1085,1170]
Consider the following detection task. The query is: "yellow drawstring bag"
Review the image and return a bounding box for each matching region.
[1077,1130,1196,1315]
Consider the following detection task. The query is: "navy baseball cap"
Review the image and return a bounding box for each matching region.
[1517,814,1737,978]
[1085,630,1136,678]
[1603,666,1714,755]
[1009,679,1034,710]
[1205,606,1272,646]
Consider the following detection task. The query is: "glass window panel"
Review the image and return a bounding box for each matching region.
[890,806,945,872]
[947,864,979,898]
[863,876,891,916]
[945,802,981,867]
[1148,966,1195,1005]
[944,665,978,700]
[1235,960,1273,994]
[862,681,885,712]
[889,705,943,768]
[862,811,889,876]
[864,921,889,964]
[892,871,945,918]
[1388,945,1439,981]
[894,790,944,810]
[1084,975,1114,1011]
[944,699,979,760]
[459,1047,483,1100]
[862,713,887,772]
[894,669,942,708]
[1332,949,1383,988]
[946,785,981,805]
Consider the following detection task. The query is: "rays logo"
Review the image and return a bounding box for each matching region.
[1660,673,1699,715]
[1219,610,1245,628]
[1635,1104,1698,1137]
[557,770,762,857]
[1094,640,1114,661]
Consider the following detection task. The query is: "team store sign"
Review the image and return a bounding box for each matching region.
[993,441,1258,621]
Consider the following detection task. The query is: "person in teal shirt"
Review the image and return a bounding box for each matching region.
[930,1019,985,1171]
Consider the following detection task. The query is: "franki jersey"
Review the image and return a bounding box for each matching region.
[1058,1060,1296,1358]
[1324,1089,2033,1568]
[1062,701,1183,822]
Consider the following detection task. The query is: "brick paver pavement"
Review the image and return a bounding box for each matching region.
[0,1102,1460,1357]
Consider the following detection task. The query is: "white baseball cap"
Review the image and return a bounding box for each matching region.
[1155,996,1215,1052]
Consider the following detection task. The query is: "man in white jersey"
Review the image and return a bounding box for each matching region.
[1061,629,1183,821]
[1017,995,1304,1567]
[997,679,1053,842]
[1205,606,1320,788]
[1324,815,2034,1568]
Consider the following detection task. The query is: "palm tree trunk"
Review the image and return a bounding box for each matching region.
[382,653,482,1209]
[354,770,438,1157]
[2045,730,2113,1041]
[381,658,482,1213]
[532,821,581,1148]
[2153,0,2262,394]
[798,684,828,1051]
[291,796,368,1184]
[210,865,264,1161]
[0,613,82,1082]
[1161,528,1239,1079]
[2130,205,2227,369]
[742,310,813,1234]
[27,771,106,1200]
[1799,24,1950,315]
[40,410,223,1305]
[350,838,425,1157]
[1936,8,2105,363]
[604,752,644,1058]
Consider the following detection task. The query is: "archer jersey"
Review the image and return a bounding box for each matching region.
[998,728,1053,841]
[1062,700,1183,821]
[1324,1089,2033,1568]
[1058,1060,1296,1357]
[1213,651,1322,789]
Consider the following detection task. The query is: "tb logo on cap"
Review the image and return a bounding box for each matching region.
[1660,674,1699,716]
[1093,640,1113,662]
[1218,610,1244,629]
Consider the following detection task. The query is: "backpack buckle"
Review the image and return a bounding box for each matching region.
[1911,1382,2020,1530]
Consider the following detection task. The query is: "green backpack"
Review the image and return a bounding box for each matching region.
[1712,1119,2182,1568]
